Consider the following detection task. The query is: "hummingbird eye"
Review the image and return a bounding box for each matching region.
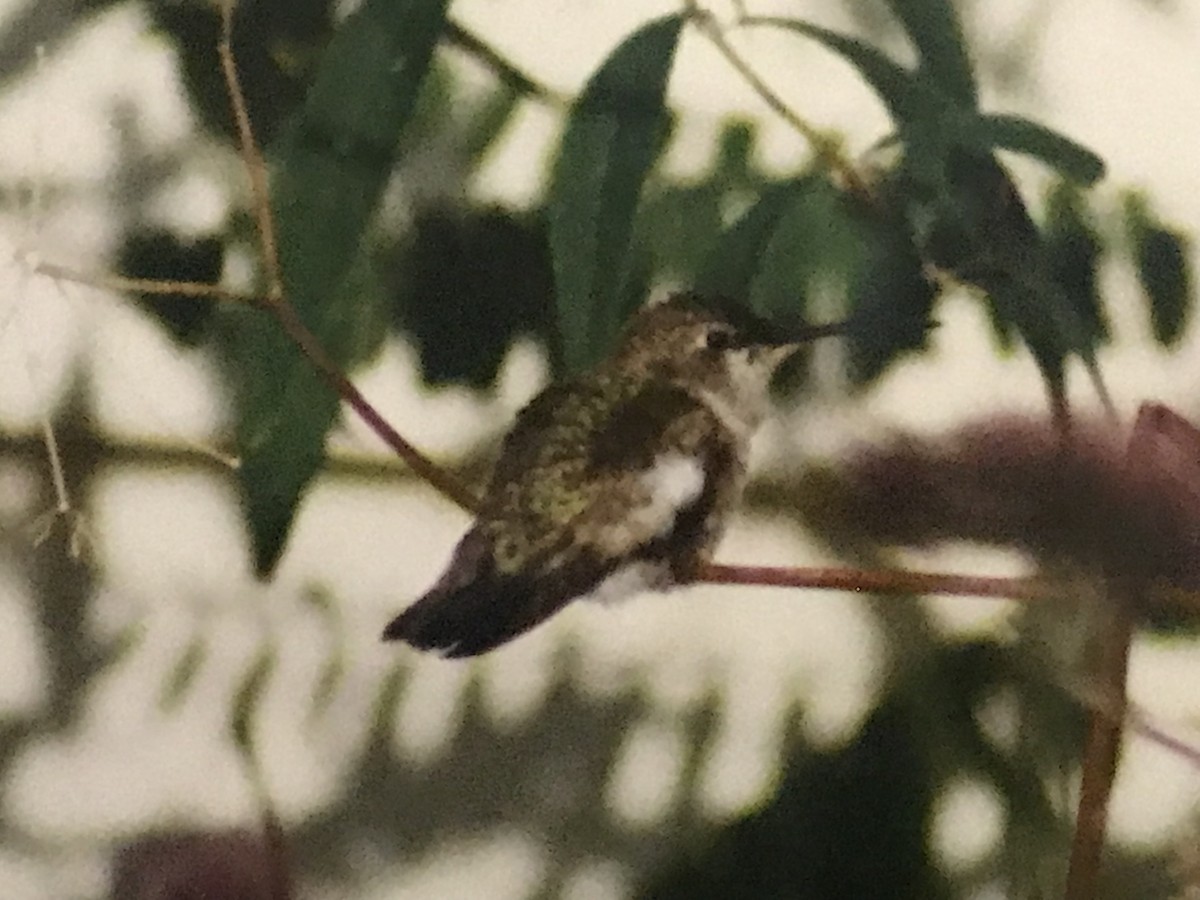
[704,327,736,352]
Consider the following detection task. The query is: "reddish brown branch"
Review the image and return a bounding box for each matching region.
[701,563,1053,601]
[267,301,480,511]
[217,1,283,304]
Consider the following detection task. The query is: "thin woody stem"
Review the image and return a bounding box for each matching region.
[268,301,480,510]
[213,0,478,512]
[690,7,872,198]
[445,20,568,107]
[217,0,284,305]
[36,262,262,305]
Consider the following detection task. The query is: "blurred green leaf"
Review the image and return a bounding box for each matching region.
[301,586,346,719]
[1045,181,1108,347]
[748,177,862,322]
[846,209,937,383]
[460,82,522,166]
[231,644,277,754]
[883,0,976,107]
[229,0,448,577]
[149,0,335,145]
[1138,227,1193,347]
[547,15,683,371]
[158,635,207,712]
[392,207,555,386]
[697,178,823,301]
[1126,194,1194,347]
[637,120,771,285]
[750,17,1103,191]
[100,622,146,675]
[748,17,922,121]
[118,228,223,347]
[310,652,346,719]
[959,114,1105,185]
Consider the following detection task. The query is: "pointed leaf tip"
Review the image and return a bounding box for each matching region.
[230,0,449,577]
[548,15,684,372]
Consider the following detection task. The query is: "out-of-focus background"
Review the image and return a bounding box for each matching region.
[0,0,1198,897]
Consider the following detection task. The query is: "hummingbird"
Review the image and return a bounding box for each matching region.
[383,292,835,657]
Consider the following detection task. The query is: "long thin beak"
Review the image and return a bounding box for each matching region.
[787,320,845,343]
[763,319,844,365]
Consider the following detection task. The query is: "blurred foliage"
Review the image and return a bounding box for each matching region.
[222,0,451,576]
[148,0,337,145]
[0,0,1197,898]
[387,206,557,387]
[117,227,224,346]
[547,14,683,373]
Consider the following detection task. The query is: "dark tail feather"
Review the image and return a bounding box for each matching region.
[382,579,541,658]
[382,530,561,658]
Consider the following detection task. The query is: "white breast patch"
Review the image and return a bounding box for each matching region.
[631,453,705,538]
[582,560,664,605]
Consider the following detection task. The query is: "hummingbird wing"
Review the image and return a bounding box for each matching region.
[581,380,744,578]
[383,382,742,657]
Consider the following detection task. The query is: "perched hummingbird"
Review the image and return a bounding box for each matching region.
[383,292,833,657]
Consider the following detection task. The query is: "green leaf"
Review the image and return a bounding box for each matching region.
[846,214,937,383]
[697,178,822,300]
[461,83,523,166]
[1125,193,1193,348]
[547,15,684,371]
[882,0,977,108]
[229,0,449,577]
[747,178,862,322]
[231,644,277,755]
[396,208,555,387]
[301,585,346,719]
[1045,182,1108,347]
[159,634,206,712]
[959,114,1105,185]
[310,652,346,719]
[1137,227,1193,347]
[745,17,922,122]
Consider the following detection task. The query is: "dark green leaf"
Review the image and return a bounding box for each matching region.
[118,228,223,346]
[747,178,861,322]
[1137,226,1193,347]
[149,0,333,145]
[547,15,684,371]
[393,207,556,387]
[1125,193,1194,348]
[229,0,449,576]
[1045,182,1108,346]
[846,213,937,383]
[159,635,206,712]
[461,82,523,166]
[745,18,922,122]
[883,0,977,107]
[697,178,824,300]
[635,120,768,288]
[959,114,1105,185]
[231,644,277,755]
[896,150,1040,279]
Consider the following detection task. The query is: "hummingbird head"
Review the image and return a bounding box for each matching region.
[612,293,814,433]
